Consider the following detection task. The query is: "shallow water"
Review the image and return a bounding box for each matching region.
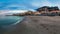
[0,16,23,25]
[0,16,24,34]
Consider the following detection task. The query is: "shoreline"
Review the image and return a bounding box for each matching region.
[12,17,25,25]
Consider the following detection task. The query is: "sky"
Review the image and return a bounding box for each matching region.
[0,0,60,14]
[0,0,60,10]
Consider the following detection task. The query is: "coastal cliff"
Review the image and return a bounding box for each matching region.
[4,16,60,34]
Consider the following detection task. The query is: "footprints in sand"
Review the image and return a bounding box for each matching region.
[40,24,60,34]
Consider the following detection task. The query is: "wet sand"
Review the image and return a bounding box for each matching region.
[4,16,60,34]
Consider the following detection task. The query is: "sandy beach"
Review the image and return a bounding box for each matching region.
[4,16,60,34]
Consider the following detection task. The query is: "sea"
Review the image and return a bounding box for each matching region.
[0,16,24,34]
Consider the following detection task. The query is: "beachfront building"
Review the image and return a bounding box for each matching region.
[33,12,41,16]
[36,6,59,13]
[36,6,60,16]
[36,6,49,12]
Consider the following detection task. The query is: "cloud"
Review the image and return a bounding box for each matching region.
[30,0,54,8]
[2,4,27,10]
[0,0,60,10]
[0,10,28,15]
[30,0,60,9]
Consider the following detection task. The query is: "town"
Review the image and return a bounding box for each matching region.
[13,6,60,16]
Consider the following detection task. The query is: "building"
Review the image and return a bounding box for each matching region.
[36,6,59,12]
